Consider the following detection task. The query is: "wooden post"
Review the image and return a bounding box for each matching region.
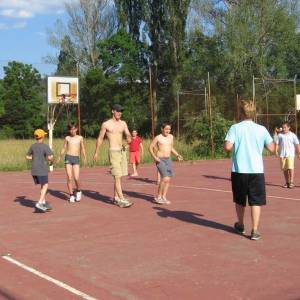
[294,75,298,135]
[208,72,214,156]
[177,92,180,139]
[149,64,154,138]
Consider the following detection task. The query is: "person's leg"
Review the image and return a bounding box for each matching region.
[157,171,161,185]
[283,170,289,184]
[132,162,138,176]
[114,176,124,200]
[235,203,245,226]
[39,183,48,202]
[251,205,261,231]
[65,164,74,195]
[162,177,171,199]
[73,164,80,191]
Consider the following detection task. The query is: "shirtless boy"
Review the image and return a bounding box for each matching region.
[93,104,133,208]
[57,123,87,202]
[149,122,183,204]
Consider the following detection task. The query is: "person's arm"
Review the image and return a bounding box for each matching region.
[57,138,68,163]
[47,154,54,162]
[275,143,279,157]
[124,122,131,145]
[93,124,106,162]
[149,137,160,162]
[140,142,144,160]
[224,141,234,152]
[171,147,183,161]
[26,146,33,160]
[265,142,275,153]
[80,136,87,165]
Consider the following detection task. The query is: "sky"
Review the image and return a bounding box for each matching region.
[0,0,76,78]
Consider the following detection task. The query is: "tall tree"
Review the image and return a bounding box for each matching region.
[0,61,44,138]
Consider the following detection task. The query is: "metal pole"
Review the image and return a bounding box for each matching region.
[294,75,298,135]
[253,75,256,122]
[208,72,214,156]
[76,62,81,135]
[177,92,180,139]
[204,87,207,116]
[236,94,239,121]
[149,64,154,138]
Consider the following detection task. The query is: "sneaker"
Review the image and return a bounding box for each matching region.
[234,222,245,234]
[282,183,289,188]
[161,197,171,205]
[114,199,133,208]
[43,201,52,211]
[75,191,82,201]
[35,202,47,212]
[289,182,295,189]
[69,195,76,203]
[250,230,261,240]
[154,197,165,204]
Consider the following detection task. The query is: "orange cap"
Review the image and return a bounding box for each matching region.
[34,129,47,139]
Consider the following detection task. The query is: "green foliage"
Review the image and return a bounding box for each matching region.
[0,61,45,138]
[184,113,234,156]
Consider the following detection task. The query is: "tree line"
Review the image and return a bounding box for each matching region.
[0,0,299,145]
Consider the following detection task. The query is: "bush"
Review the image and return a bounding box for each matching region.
[184,113,234,156]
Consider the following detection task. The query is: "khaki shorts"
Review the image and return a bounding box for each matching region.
[109,150,128,177]
[280,156,294,170]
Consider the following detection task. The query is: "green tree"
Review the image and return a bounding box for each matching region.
[0,61,45,138]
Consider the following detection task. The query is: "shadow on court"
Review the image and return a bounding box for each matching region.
[0,288,18,300]
[123,190,154,202]
[82,190,114,205]
[154,207,236,235]
[203,175,230,181]
[128,177,157,184]
[14,196,44,213]
[48,189,69,201]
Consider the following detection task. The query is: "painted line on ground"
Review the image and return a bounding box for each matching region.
[171,184,300,202]
[1,255,97,300]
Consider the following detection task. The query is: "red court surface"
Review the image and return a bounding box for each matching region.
[0,156,300,300]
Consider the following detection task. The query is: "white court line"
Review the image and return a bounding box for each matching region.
[2,255,97,300]
[172,184,300,202]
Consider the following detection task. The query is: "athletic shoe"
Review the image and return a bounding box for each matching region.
[250,230,261,240]
[69,195,76,203]
[289,182,295,189]
[161,197,171,205]
[154,197,165,205]
[75,191,82,201]
[234,222,245,234]
[282,183,289,188]
[43,201,52,211]
[35,202,47,212]
[114,199,133,208]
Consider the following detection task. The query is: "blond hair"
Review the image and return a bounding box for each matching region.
[240,100,255,119]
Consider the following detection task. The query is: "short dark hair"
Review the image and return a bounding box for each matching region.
[161,121,172,129]
[68,122,78,130]
[282,121,290,127]
[131,129,137,132]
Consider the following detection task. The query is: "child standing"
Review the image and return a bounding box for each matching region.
[128,129,144,176]
[57,123,87,202]
[275,122,300,188]
[26,129,53,212]
[149,122,183,204]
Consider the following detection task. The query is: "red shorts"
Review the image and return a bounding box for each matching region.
[130,151,140,164]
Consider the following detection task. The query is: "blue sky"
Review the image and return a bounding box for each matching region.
[0,0,75,78]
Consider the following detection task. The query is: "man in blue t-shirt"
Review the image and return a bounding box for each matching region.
[224,100,274,240]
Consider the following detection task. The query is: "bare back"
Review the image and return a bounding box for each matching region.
[156,134,174,157]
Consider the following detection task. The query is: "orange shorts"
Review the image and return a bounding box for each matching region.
[130,151,140,164]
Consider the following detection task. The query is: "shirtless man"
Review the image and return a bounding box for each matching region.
[149,122,183,204]
[57,123,87,202]
[93,104,133,208]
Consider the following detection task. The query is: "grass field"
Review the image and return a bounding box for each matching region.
[0,138,216,171]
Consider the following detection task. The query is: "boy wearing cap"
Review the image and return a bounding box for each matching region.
[26,129,54,212]
[93,104,133,208]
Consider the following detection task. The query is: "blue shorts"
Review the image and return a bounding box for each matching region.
[156,157,173,178]
[32,175,48,185]
[65,154,80,165]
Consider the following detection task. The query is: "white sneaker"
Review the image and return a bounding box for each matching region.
[69,195,75,203]
[75,191,82,202]
[35,202,47,212]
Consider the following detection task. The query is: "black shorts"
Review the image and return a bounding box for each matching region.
[32,175,48,185]
[231,172,266,207]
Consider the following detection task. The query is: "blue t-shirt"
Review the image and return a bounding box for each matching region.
[225,120,273,174]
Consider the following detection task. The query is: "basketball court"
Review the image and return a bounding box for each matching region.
[0,157,299,299]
